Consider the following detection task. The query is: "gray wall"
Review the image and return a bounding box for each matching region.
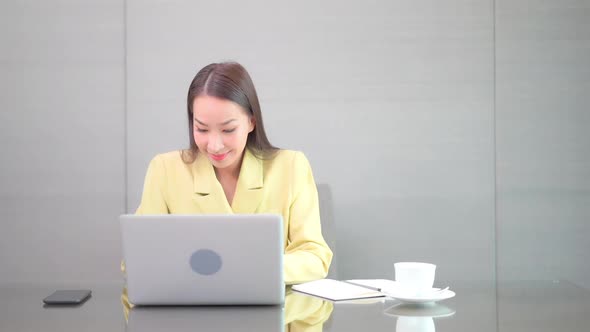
[0,0,588,288]
[0,0,125,283]
[496,0,590,285]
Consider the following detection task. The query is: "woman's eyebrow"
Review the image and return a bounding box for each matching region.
[221,119,237,125]
[194,118,237,126]
[194,118,207,126]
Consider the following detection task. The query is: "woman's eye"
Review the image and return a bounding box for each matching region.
[223,129,236,133]
[195,128,208,133]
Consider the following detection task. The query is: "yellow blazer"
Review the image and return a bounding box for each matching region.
[133,148,333,284]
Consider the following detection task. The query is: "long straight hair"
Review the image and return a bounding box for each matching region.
[181,62,278,163]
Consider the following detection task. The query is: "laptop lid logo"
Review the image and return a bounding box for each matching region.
[189,249,222,275]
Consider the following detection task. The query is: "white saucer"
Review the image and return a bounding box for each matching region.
[383,303,456,318]
[382,288,456,304]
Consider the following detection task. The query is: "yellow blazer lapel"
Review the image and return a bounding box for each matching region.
[231,149,264,214]
[192,152,233,214]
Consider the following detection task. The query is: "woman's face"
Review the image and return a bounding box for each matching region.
[192,95,255,172]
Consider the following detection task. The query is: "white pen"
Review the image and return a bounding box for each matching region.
[343,280,382,292]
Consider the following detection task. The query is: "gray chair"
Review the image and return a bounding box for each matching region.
[317,183,338,279]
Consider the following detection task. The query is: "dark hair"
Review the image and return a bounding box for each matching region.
[182,62,278,163]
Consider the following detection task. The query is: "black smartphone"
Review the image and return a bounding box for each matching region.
[43,290,92,305]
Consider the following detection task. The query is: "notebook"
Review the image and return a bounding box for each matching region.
[291,279,385,301]
[120,214,284,305]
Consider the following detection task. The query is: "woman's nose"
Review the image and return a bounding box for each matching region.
[207,133,224,152]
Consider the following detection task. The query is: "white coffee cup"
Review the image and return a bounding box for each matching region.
[394,262,436,295]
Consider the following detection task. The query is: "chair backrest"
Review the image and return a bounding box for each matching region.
[317,183,338,279]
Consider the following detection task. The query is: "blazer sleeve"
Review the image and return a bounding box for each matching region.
[135,155,170,215]
[283,152,333,284]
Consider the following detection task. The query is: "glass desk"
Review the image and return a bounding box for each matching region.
[1,280,589,332]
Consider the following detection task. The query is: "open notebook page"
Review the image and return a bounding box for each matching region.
[292,279,385,301]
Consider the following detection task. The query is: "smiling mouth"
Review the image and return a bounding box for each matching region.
[210,152,229,161]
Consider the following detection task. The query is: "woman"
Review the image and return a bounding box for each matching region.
[130,61,332,285]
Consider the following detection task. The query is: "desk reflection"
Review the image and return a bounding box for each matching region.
[322,299,455,332]
[284,290,333,332]
[384,303,455,332]
[122,288,333,332]
[121,287,456,332]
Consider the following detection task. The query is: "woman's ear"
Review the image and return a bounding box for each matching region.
[248,116,256,133]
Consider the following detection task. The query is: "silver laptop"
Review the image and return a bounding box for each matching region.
[120,214,284,305]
